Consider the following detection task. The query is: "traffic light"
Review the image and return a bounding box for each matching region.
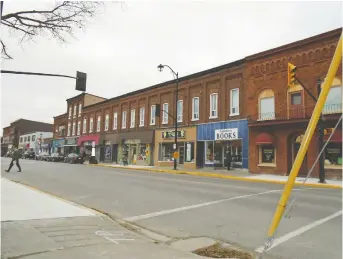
[155,104,161,117]
[287,63,297,87]
[76,71,87,92]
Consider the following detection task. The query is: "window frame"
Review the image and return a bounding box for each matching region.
[258,144,276,166]
[105,114,109,131]
[230,88,240,116]
[113,112,118,130]
[122,111,127,129]
[77,121,81,135]
[89,118,93,133]
[192,97,200,121]
[67,123,71,136]
[150,105,156,125]
[130,109,136,128]
[83,118,87,134]
[139,107,145,127]
[72,122,76,136]
[68,107,72,119]
[209,93,218,119]
[73,105,77,118]
[177,100,183,123]
[78,103,82,117]
[96,115,101,132]
[162,103,169,124]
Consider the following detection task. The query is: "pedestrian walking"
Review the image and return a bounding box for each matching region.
[5,146,22,173]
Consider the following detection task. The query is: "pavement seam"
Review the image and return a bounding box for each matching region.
[88,164,342,189]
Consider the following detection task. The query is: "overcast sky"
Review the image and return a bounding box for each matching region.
[1,1,342,130]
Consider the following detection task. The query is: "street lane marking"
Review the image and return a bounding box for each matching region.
[124,189,282,222]
[255,210,342,253]
[95,230,135,244]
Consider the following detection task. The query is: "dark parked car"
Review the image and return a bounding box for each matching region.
[64,153,84,164]
[35,152,49,161]
[47,153,64,162]
[22,151,36,160]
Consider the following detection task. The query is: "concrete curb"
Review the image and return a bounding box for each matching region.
[89,164,342,189]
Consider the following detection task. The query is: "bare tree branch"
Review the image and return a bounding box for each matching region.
[1,40,13,59]
[1,1,107,59]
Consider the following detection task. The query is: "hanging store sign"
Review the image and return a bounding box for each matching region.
[215,128,238,140]
[162,130,186,139]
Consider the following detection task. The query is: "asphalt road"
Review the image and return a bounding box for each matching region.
[1,158,342,259]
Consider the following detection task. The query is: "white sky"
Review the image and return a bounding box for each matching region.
[1,0,342,129]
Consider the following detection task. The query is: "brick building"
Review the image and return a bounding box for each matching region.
[52,93,106,155]
[53,28,342,178]
[2,119,53,155]
[246,29,342,179]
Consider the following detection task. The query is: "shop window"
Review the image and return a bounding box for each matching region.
[259,89,275,120]
[89,118,93,133]
[130,109,136,128]
[113,112,118,130]
[259,145,276,164]
[323,86,342,114]
[177,100,183,122]
[72,122,76,136]
[150,105,156,125]
[138,144,147,161]
[78,103,82,117]
[67,123,71,136]
[32,135,36,141]
[24,137,27,142]
[28,136,31,142]
[139,107,145,127]
[185,142,195,162]
[192,97,199,120]
[97,116,101,132]
[83,119,87,133]
[20,137,23,143]
[122,111,127,129]
[73,105,77,118]
[205,141,214,164]
[69,107,72,119]
[105,114,109,131]
[159,143,175,161]
[77,121,81,135]
[325,142,342,168]
[162,103,168,124]
[230,88,239,116]
[210,93,218,118]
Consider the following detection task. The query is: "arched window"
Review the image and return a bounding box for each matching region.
[323,77,342,115]
[258,89,275,120]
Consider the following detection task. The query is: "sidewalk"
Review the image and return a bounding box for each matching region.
[92,163,342,189]
[1,178,206,259]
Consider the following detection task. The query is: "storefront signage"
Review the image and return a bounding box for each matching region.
[215,128,238,140]
[162,130,186,139]
[53,139,65,147]
[65,138,77,146]
[125,139,140,145]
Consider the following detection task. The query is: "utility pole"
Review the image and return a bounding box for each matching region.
[317,79,326,183]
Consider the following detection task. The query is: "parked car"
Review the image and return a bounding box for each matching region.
[64,153,84,164]
[22,151,36,160]
[35,152,49,161]
[47,153,64,162]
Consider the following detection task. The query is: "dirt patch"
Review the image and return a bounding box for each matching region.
[193,243,252,259]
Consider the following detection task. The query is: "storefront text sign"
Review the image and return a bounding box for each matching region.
[162,130,186,139]
[215,128,238,140]
[66,138,77,146]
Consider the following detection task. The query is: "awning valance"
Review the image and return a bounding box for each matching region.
[324,130,342,143]
[256,133,274,145]
[77,134,100,146]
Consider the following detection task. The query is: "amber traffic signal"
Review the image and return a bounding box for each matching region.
[287,63,297,87]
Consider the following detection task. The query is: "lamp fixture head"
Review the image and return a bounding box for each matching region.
[157,64,164,72]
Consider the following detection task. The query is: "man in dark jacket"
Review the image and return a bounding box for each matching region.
[227,150,232,171]
[5,147,22,172]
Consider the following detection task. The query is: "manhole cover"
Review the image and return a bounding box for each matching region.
[193,243,252,259]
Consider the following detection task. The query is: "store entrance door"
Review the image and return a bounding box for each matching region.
[179,146,184,164]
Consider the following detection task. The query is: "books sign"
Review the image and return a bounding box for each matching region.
[215,128,238,140]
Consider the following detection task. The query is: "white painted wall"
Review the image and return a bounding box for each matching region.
[19,131,53,153]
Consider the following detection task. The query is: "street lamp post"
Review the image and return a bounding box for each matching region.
[40,133,43,153]
[158,64,179,170]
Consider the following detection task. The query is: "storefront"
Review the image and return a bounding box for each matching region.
[154,126,197,169]
[64,137,79,154]
[99,130,154,165]
[77,134,100,160]
[197,120,249,169]
[52,138,65,154]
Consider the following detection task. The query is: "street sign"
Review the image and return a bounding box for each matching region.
[173,152,179,159]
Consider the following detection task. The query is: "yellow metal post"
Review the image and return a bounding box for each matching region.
[266,34,342,239]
